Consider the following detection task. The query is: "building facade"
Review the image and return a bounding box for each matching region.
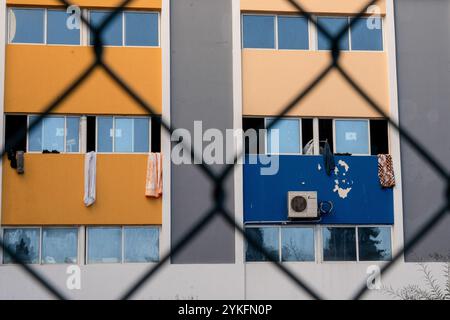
[0,0,448,299]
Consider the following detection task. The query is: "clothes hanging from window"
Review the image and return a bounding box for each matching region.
[7,149,17,169]
[303,139,314,155]
[145,153,162,198]
[16,151,25,174]
[378,154,395,188]
[323,141,335,176]
[84,151,96,207]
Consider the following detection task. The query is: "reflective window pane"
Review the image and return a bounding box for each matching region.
[281,228,315,262]
[47,10,80,45]
[358,227,392,261]
[134,118,149,152]
[28,116,43,152]
[42,228,78,264]
[114,118,133,152]
[87,227,122,263]
[124,227,159,262]
[351,17,383,51]
[245,227,279,262]
[66,117,80,152]
[3,228,40,264]
[125,12,158,46]
[10,8,44,44]
[42,117,65,152]
[278,16,309,50]
[323,227,356,261]
[267,119,301,154]
[335,120,370,154]
[317,17,349,50]
[97,117,113,152]
[90,11,123,46]
[243,15,275,49]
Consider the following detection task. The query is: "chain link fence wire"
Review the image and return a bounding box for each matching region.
[0,0,449,300]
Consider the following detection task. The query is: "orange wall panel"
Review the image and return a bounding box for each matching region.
[2,154,162,225]
[241,0,386,15]
[242,50,389,118]
[6,0,161,10]
[5,45,162,115]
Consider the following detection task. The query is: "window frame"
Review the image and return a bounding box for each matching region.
[333,118,371,156]
[265,117,303,155]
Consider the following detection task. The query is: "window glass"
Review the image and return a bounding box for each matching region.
[358,227,392,261]
[87,227,122,263]
[245,227,279,262]
[28,116,65,152]
[281,228,315,261]
[114,118,133,152]
[134,118,150,152]
[278,16,309,50]
[351,17,383,51]
[28,116,44,152]
[335,120,369,154]
[322,227,356,261]
[124,227,159,262]
[243,15,275,49]
[42,228,78,264]
[125,12,158,46]
[317,17,349,50]
[90,11,123,46]
[97,117,113,152]
[267,119,301,154]
[47,10,80,45]
[10,8,44,44]
[3,228,40,264]
[66,117,80,152]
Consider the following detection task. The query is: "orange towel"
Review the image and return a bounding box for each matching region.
[146,153,162,198]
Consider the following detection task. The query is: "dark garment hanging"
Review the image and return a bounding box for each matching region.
[7,149,17,169]
[16,151,25,174]
[323,141,336,176]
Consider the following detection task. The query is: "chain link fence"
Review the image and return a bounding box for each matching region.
[0,0,449,300]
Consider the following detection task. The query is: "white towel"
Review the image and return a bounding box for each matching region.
[84,152,96,206]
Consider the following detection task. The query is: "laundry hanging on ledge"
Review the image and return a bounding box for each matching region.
[146,153,162,198]
[377,154,396,188]
[84,151,96,206]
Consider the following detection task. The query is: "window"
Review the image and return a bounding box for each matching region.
[370,119,389,155]
[90,11,123,46]
[278,16,309,50]
[351,17,383,51]
[87,227,122,264]
[124,227,159,262]
[243,117,265,154]
[358,227,392,261]
[4,115,27,153]
[266,118,301,154]
[42,228,78,264]
[47,10,81,45]
[334,119,370,155]
[28,116,80,153]
[9,8,45,44]
[322,227,357,261]
[281,227,315,262]
[242,15,275,49]
[3,228,40,264]
[125,12,159,46]
[97,117,150,153]
[245,227,279,262]
[317,17,349,51]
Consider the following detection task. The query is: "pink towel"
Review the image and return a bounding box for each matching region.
[145,153,162,198]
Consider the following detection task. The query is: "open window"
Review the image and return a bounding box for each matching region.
[370,119,389,155]
[4,115,27,153]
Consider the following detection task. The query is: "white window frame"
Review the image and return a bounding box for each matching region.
[333,118,371,156]
[265,117,303,155]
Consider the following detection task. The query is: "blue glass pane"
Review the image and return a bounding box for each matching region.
[358,227,392,261]
[114,118,133,152]
[47,10,80,45]
[66,117,80,152]
[124,227,159,262]
[10,8,44,44]
[245,227,279,262]
[281,228,315,261]
[125,12,158,46]
[42,117,65,152]
[335,120,369,154]
[317,17,349,50]
[28,116,43,152]
[87,227,122,263]
[267,119,301,154]
[243,15,275,49]
[97,117,113,152]
[42,228,78,264]
[3,228,40,264]
[134,118,149,152]
[90,11,123,46]
[278,16,309,50]
[351,17,383,51]
[323,227,356,261]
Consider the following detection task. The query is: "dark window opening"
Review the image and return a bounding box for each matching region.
[301,118,313,151]
[151,116,161,153]
[5,115,27,152]
[319,119,334,154]
[370,119,389,155]
[243,117,265,154]
[86,116,96,152]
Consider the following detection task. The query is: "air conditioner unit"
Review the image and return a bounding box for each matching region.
[288,191,318,219]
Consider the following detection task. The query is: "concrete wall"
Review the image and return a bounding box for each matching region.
[395,0,450,261]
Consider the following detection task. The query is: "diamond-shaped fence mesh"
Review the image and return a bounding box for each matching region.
[0,0,449,300]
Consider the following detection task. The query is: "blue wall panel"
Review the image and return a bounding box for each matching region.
[244,155,394,224]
